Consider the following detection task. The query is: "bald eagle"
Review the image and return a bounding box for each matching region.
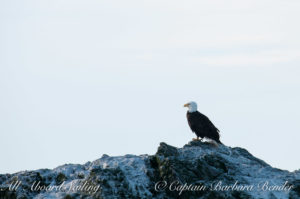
[184,101,222,144]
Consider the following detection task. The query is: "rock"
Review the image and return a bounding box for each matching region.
[0,141,299,199]
[156,142,179,157]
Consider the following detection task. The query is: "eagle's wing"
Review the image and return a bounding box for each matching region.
[195,112,220,133]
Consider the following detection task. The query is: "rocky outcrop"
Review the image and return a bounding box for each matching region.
[0,141,299,199]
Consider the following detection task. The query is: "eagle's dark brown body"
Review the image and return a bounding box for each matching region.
[186,111,221,143]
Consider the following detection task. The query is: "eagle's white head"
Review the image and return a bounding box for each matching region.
[184,101,198,113]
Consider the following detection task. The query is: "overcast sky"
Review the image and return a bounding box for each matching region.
[1,0,300,174]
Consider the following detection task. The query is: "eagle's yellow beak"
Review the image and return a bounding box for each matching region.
[183,103,189,107]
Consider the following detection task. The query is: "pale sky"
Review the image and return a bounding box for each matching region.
[1,0,300,174]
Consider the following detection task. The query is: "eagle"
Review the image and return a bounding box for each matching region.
[184,101,222,144]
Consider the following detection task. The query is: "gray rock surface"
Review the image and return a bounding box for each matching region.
[0,141,299,199]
